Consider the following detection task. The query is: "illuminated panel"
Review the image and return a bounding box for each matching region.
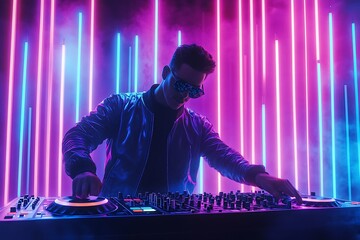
[89,0,95,112]
[58,44,66,197]
[216,0,221,192]
[303,0,311,195]
[134,35,139,92]
[329,13,336,198]
[317,62,324,196]
[344,85,352,200]
[4,0,18,205]
[154,0,158,84]
[34,0,45,197]
[352,23,360,177]
[26,107,32,194]
[116,33,120,94]
[290,0,299,189]
[128,46,132,92]
[238,0,244,192]
[76,12,83,120]
[45,0,55,197]
[275,40,281,178]
[178,30,181,46]
[262,104,266,167]
[17,42,29,197]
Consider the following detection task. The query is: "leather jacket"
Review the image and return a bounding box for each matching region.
[63,91,266,197]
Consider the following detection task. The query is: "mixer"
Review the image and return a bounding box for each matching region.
[1,191,359,239]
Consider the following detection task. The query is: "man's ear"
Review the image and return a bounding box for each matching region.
[162,65,171,80]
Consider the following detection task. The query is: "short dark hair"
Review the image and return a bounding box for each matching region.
[170,44,216,75]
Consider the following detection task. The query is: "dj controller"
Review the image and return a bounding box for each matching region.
[1,191,360,239]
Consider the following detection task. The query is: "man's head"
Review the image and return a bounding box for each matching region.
[158,44,216,110]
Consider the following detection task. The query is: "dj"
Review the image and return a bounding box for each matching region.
[63,44,302,204]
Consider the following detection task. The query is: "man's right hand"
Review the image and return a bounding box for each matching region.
[72,172,102,199]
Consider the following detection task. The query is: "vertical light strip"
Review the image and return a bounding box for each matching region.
[116,32,121,94]
[303,0,311,195]
[261,0,266,85]
[154,0,158,84]
[317,62,324,196]
[275,40,282,178]
[199,157,204,194]
[344,85,352,200]
[178,30,182,46]
[4,0,18,205]
[88,0,95,112]
[128,46,132,92]
[352,23,360,177]
[262,104,266,167]
[216,0,221,193]
[45,0,55,197]
[329,13,336,198]
[290,0,299,189]
[58,44,66,197]
[238,0,244,192]
[250,0,255,169]
[17,42,29,197]
[34,0,45,197]
[26,107,32,194]
[76,12,83,121]
[134,35,139,92]
[314,0,320,61]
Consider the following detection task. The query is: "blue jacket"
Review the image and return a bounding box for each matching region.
[62,91,266,197]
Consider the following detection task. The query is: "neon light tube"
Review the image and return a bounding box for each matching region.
[178,30,181,46]
[154,0,158,84]
[317,62,324,196]
[17,41,29,197]
[199,157,204,194]
[76,12,83,121]
[344,85,352,200]
[239,0,244,193]
[314,0,320,60]
[303,0,311,195]
[128,46,132,92]
[329,13,336,198]
[352,23,360,177]
[45,0,55,197]
[275,40,281,178]
[26,107,32,194]
[116,32,120,94]
[262,104,266,167]
[261,0,266,85]
[134,35,139,92]
[89,0,95,112]
[34,0,45,197]
[216,0,221,193]
[290,0,299,189]
[4,0,18,206]
[58,44,66,197]
[250,0,255,175]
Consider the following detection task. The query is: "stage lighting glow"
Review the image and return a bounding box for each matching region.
[262,104,266,167]
[34,0,45,197]
[344,85,352,200]
[89,0,95,112]
[216,0,221,193]
[317,62,324,196]
[17,42,29,197]
[128,46,132,92]
[26,107,32,194]
[116,32,121,94]
[4,0,18,206]
[239,0,244,193]
[154,0,158,84]
[178,30,181,46]
[134,35,139,92]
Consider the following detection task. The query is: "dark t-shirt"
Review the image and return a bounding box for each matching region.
[137,85,183,193]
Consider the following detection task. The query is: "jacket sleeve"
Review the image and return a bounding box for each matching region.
[200,117,267,186]
[62,94,123,179]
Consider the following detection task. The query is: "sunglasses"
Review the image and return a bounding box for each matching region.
[171,69,205,99]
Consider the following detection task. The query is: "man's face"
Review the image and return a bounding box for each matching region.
[162,64,207,110]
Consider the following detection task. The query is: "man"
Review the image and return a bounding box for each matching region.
[63,44,302,204]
